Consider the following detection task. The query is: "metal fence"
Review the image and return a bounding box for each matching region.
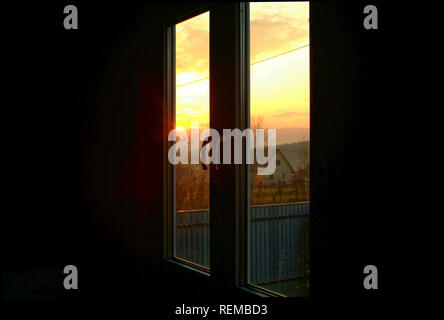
[175,209,210,267]
[249,202,309,296]
[175,202,309,289]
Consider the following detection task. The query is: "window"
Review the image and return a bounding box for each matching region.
[175,11,210,269]
[247,2,310,296]
[164,2,310,297]
[166,10,210,270]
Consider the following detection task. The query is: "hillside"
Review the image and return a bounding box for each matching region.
[277,141,309,171]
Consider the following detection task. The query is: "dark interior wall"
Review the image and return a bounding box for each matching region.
[4,2,160,299]
[311,1,409,296]
[4,1,400,300]
[311,1,380,295]
[311,1,396,296]
[63,3,168,298]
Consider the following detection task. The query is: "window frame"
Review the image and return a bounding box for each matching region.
[162,2,312,297]
[163,4,212,275]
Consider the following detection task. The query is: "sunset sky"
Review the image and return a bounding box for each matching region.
[175,2,309,143]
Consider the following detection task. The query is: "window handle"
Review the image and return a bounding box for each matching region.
[201,137,221,170]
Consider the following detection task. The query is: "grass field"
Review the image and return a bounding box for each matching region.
[251,184,309,205]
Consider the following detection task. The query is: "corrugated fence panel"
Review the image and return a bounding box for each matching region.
[250,202,310,286]
[175,209,210,268]
[174,202,309,285]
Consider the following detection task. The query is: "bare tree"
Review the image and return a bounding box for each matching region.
[251,115,265,130]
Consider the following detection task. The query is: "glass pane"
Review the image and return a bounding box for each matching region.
[248,2,310,296]
[174,12,210,268]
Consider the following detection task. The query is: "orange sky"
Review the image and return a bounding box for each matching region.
[175,3,309,142]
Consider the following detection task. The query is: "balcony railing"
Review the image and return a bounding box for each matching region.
[175,202,309,295]
[175,209,210,267]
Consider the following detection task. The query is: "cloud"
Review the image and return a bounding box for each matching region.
[250,3,309,62]
[176,14,209,76]
[175,4,309,79]
[275,111,309,118]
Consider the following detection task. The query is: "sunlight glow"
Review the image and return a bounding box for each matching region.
[176,126,185,132]
[175,12,210,130]
[175,3,309,143]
